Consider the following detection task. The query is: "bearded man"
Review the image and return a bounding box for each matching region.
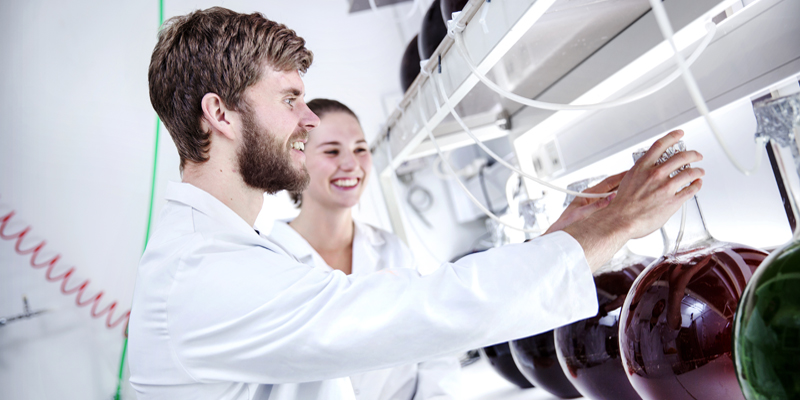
[128,6,704,400]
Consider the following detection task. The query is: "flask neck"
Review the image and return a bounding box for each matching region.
[519,199,548,240]
[660,196,713,255]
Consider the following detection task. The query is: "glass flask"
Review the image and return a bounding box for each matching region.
[478,201,537,388]
[400,34,420,92]
[618,143,768,400]
[511,331,582,398]
[509,182,607,399]
[418,0,447,60]
[555,247,653,400]
[480,342,535,389]
[733,92,800,400]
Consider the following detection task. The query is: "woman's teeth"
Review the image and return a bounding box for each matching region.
[332,178,358,188]
[291,142,304,151]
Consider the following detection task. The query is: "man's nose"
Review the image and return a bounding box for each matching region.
[301,103,320,131]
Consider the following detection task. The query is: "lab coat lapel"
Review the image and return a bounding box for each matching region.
[351,221,384,275]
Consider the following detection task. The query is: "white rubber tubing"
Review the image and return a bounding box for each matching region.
[422,116,544,233]
[647,0,764,176]
[451,20,717,111]
[432,73,612,199]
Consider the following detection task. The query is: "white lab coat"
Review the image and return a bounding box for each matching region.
[127,182,598,400]
[268,220,461,400]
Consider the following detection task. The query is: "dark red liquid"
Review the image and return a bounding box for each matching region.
[619,244,767,400]
[418,0,447,60]
[555,262,650,400]
[400,34,420,92]
[510,331,582,398]
[481,342,534,389]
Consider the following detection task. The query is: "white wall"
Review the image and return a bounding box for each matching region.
[0,1,425,398]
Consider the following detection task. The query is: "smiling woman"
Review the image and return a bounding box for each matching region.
[283,98,373,273]
[268,98,462,400]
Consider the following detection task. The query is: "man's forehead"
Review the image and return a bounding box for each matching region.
[263,68,305,96]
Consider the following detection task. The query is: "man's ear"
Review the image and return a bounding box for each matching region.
[200,93,238,141]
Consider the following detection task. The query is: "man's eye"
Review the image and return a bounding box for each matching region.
[284,98,295,106]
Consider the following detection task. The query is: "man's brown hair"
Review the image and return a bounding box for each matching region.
[148,7,313,171]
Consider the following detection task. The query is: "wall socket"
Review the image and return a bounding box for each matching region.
[532,138,564,179]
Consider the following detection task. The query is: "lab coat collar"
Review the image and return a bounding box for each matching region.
[351,220,383,275]
[165,181,262,239]
[270,220,317,263]
[353,220,385,247]
[270,219,387,275]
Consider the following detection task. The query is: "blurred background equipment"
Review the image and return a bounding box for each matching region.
[0,296,48,328]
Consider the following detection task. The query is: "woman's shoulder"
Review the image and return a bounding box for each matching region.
[355,221,397,245]
[266,219,317,260]
[354,221,415,260]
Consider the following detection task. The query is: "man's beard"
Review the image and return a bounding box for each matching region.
[237,110,309,194]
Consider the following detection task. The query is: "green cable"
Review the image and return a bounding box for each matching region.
[114,116,160,400]
[114,2,164,398]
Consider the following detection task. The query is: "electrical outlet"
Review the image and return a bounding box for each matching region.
[531,139,564,178]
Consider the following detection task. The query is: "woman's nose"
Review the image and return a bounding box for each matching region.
[339,151,358,171]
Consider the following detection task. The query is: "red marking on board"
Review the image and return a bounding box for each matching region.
[0,210,130,333]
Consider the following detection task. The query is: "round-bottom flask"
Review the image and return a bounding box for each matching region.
[418,0,446,60]
[734,239,800,399]
[618,195,767,400]
[480,342,534,389]
[510,331,582,398]
[400,34,420,92]
[555,248,652,400]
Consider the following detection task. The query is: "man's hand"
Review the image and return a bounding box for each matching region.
[561,130,704,270]
[544,172,624,235]
[604,129,704,239]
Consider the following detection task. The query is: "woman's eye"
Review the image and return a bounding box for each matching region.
[355,148,367,153]
[325,150,339,155]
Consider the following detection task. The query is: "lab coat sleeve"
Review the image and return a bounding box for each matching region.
[382,229,462,400]
[168,231,597,385]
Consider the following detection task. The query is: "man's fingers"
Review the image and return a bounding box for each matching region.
[658,150,703,178]
[584,171,626,194]
[581,194,613,214]
[639,130,684,169]
[675,178,703,203]
[667,167,705,194]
